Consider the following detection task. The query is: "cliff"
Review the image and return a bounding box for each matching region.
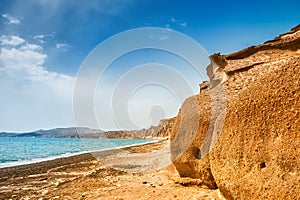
[170,82,217,189]
[103,117,175,139]
[126,117,176,139]
[170,25,300,199]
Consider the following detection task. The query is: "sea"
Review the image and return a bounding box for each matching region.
[0,137,154,168]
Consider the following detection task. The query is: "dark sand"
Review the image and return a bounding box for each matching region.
[0,140,224,200]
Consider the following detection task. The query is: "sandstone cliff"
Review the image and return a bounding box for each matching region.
[105,117,176,139]
[170,25,300,199]
[170,82,217,189]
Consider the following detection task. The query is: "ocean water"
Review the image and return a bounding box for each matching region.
[0,137,152,168]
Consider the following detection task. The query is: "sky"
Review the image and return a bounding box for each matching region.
[0,0,299,132]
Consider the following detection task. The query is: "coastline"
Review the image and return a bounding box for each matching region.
[0,139,223,199]
[0,139,166,182]
[0,138,162,169]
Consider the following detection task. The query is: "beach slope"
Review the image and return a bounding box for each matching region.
[0,140,223,199]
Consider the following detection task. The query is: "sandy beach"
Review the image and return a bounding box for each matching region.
[0,140,223,200]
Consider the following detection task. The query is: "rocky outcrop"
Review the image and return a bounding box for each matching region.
[170,82,217,189]
[127,117,176,139]
[170,25,300,199]
[104,117,176,139]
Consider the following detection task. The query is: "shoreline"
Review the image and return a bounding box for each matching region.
[0,139,167,180]
[0,139,222,199]
[0,138,164,169]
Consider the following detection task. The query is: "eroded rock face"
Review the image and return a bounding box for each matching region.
[105,117,175,139]
[170,82,217,189]
[150,118,176,138]
[170,25,300,199]
[127,117,176,139]
[210,26,300,200]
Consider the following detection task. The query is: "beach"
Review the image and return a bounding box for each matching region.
[0,140,223,200]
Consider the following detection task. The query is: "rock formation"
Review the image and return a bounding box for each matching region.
[126,117,176,139]
[170,82,217,189]
[170,25,300,199]
[102,117,175,139]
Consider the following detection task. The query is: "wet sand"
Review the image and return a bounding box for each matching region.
[0,140,223,200]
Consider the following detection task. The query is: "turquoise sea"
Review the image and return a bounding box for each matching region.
[0,137,151,168]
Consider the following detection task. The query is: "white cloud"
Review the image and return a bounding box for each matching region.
[0,47,46,74]
[33,35,45,39]
[20,43,43,51]
[0,35,25,46]
[33,34,54,43]
[167,17,187,28]
[0,35,75,132]
[0,36,73,82]
[179,22,187,27]
[56,43,70,51]
[2,13,21,24]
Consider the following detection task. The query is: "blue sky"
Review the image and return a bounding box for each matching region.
[0,0,299,132]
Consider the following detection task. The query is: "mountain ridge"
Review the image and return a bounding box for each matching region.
[0,118,175,139]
